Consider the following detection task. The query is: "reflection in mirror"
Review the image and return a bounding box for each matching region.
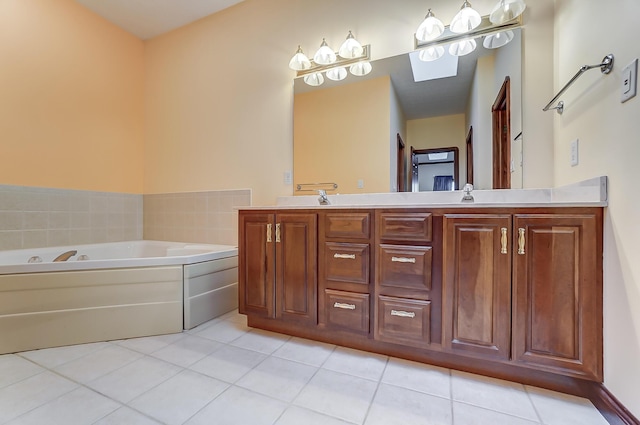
[293,28,522,194]
[411,147,459,192]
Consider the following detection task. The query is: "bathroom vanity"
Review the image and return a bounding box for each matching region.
[238,178,607,397]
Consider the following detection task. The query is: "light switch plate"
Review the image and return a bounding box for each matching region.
[283,171,292,185]
[621,58,638,103]
[570,139,579,167]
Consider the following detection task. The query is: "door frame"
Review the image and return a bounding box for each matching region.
[492,77,511,189]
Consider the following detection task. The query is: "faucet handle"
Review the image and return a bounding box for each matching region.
[463,183,473,193]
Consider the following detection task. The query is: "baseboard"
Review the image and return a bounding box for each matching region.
[584,383,640,425]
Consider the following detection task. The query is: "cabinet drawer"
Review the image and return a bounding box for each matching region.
[324,213,371,239]
[375,296,431,347]
[378,244,432,291]
[378,212,432,242]
[324,289,370,334]
[324,242,369,285]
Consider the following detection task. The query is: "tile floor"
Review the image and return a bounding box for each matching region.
[0,310,611,425]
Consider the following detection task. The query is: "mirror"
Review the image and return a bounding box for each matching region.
[411,147,459,192]
[293,28,522,194]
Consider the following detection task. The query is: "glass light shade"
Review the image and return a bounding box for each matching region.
[303,72,324,86]
[490,0,526,24]
[288,46,311,71]
[450,1,482,34]
[483,30,514,49]
[416,9,445,42]
[448,38,477,56]
[326,67,348,81]
[418,45,445,62]
[349,61,372,76]
[338,31,364,59]
[313,38,336,65]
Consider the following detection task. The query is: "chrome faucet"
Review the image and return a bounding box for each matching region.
[53,250,77,262]
[461,183,474,202]
[318,190,330,205]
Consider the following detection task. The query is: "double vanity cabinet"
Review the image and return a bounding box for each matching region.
[238,205,603,393]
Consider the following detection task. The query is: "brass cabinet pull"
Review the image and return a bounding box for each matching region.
[501,227,508,254]
[266,224,272,243]
[391,309,416,318]
[334,253,356,260]
[518,228,526,255]
[333,302,356,310]
[275,223,281,243]
[391,256,416,263]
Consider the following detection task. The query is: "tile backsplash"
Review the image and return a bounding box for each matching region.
[0,185,142,250]
[143,189,251,247]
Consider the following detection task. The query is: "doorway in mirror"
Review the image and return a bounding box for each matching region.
[411,147,459,192]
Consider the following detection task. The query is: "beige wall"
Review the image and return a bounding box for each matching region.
[553,0,640,416]
[407,115,466,185]
[0,0,145,194]
[293,77,391,194]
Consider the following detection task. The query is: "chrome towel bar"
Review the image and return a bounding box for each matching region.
[543,54,614,114]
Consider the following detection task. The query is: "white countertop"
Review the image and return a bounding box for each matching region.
[240,176,607,210]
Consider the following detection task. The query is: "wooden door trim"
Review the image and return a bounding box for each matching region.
[492,77,511,189]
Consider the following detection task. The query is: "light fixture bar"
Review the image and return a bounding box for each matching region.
[296,45,371,77]
[414,15,521,50]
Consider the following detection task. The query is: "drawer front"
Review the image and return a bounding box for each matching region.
[324,289,370,334]
[375,295,431,347]
[378,212,432,242]
[378,244,432,291]
[324,213,371,239]
[324,242,370,285]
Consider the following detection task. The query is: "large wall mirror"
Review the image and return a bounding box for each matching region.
[293,29,522,194]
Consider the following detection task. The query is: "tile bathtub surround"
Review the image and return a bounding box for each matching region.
[1,310,611,425]
[0,185,142,250]
[143,190,251,247]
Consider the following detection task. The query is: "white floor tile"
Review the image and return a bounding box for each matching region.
[0,372,78,424]
[236,356,318,402]
[322,346,388,381]
[194,317,251,343]
[453,401,540,425]
[382,357,451,399]
[87,356,182,403]
[19,342,109,369]
[129,369,229,425]
[185,386,287,425]
[526,386,609,425]
[116,332,186,354]
[272,337,335,367]
[451,371,538,421]
[53,344,143,383]
[230,328,290,354]
[0,354,45,389]
[150,334,222,367]
[294,368,378,424]
[8,387,119,425]
[188,344,268,383]
[93,407,162,425]
[275,406,355,425]
[364,383,453,425]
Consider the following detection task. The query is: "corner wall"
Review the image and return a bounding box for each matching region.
[553,0,640,417]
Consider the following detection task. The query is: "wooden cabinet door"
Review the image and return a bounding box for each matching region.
[512,213,602,381]
[443,214,512,360]
[239,212,275,318]
[275,213,318,325]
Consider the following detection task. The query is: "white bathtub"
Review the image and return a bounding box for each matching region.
[0,241,238,354]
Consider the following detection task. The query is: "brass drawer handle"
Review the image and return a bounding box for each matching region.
[518,227,526,255]
[266,224,272,243]
[391,256,416,263]
[333,302,356,310]
[275,223,281,243]
[501,227,508,254]
[391,309,415,318]
[334,253,356,260]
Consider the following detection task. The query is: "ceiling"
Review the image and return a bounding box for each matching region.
[74,0,245,39]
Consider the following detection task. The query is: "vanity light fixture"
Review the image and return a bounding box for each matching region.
[414,0,525,62]
[289,31,371,86]
[416,9,445,42]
